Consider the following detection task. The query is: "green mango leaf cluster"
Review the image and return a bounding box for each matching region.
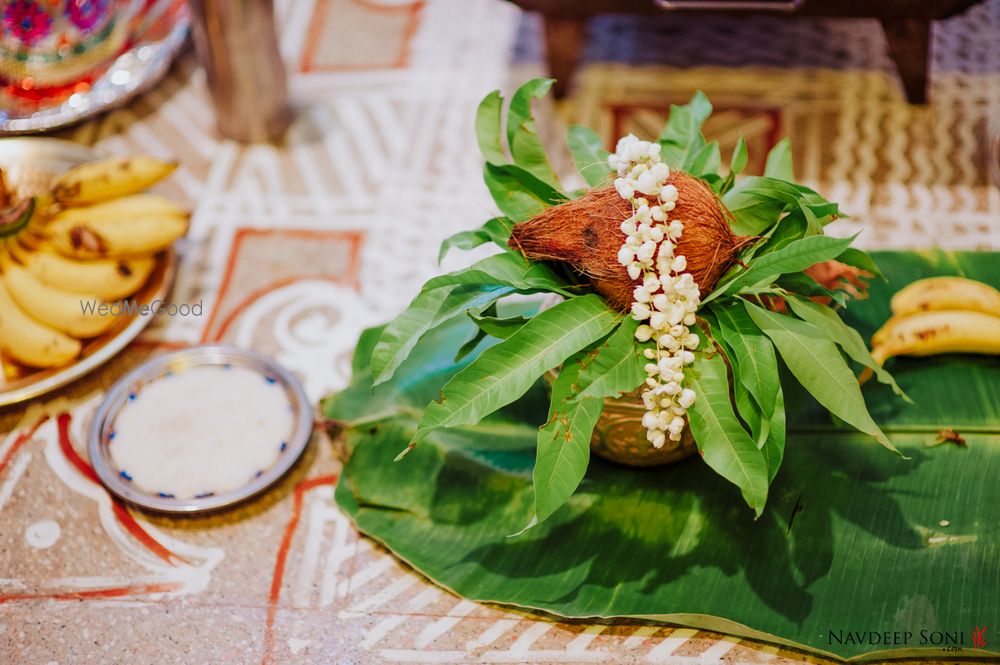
[361,79,901,527]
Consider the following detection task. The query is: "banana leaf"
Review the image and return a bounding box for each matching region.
[323,251,1000,661]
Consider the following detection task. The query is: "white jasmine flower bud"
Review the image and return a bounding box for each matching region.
[631,302,652,320]
[620,219,637,235]
[642,411,659,429]
[651,311,671,331]
[635,170,660,196]
[681,350,696,365]
[672,255,687,272]
[633,285,652,303]
[666,303,686,326]
[672,371,685,383]
[669,324,686,338]
[668,415,686,433]
[650,206,667,222]
[617,246,635,265]
[660,184,679,202]
[648,143,663,159]
[651,293,669,311]
[683,312,697,326]
[668,220,684,237]
[651,431,666,449]
[637,223,653,242]
[643,274,660,292]
[678,388,697,408]
[635,325,654,342]
[636,240,657,262]
[649,226,664,242]
[684,333,700,349]
[659,334,680,351]
[643,348,656,359]
[615,178,634,200]
[627,263,642,280]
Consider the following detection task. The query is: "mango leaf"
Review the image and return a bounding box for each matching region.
[730,135,748,176]
[723,176,835,236]
[372,283,516,385]
[704,233,858,304]
[710,302,780,424]
[438,217,512,263]
[476,90,507,165]
[760,385,786,482]
[523,350,603,533]
[687,331,769,516]
[423,251,572,296]
[722,184,788,236]
[484,162,567,222]
[506,79,562,190]
[574,318,646,400]
[744,301,900,454]
[410,294,619,446]
[658,91,712,171]
[763,138,794,181]
[468,309,529,340]
[454,327,488,363]
[836,247,885,280]
[774,272,846,307]
[686,139,722,179]
[567,126,611,187]
[711,329,767,449]
[785,295,909,402]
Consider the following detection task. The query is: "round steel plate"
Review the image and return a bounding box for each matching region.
[88,345,313,513]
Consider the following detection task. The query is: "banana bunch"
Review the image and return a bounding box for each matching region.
[0,155,187,370]
[870,276,1000,367]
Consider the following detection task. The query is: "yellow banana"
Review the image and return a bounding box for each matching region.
[48,193,187,226]
[0,253,117,338]
[6,238,154,300]
[0,278,81,368]
[871,309,1000,366]
[52,156,178,206]
[46,213,188,259]
[891,277,1000,318]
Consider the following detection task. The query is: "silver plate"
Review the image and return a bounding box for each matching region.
[88,345,313,513]
[0,138,178,407]
[0,3,190,135]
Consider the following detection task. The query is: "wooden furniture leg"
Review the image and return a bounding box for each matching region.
[543,16,586,99]
[881,18,931,104]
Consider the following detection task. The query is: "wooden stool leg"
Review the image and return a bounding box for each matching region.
[881,18,931,104]
[543,16,586,99]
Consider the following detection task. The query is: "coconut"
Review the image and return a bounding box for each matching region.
[509,172,750,310]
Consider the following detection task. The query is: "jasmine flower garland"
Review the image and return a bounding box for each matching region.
[609,135,701,448]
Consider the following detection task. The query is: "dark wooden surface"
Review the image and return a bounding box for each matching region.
[515,0,983,103]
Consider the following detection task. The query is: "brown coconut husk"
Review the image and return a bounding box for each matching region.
[509,172,751,310]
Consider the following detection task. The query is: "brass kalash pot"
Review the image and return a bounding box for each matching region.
[591,387,699,466]
[540,294,699,467]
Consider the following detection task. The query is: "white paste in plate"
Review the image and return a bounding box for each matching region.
[109,365,295,499]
